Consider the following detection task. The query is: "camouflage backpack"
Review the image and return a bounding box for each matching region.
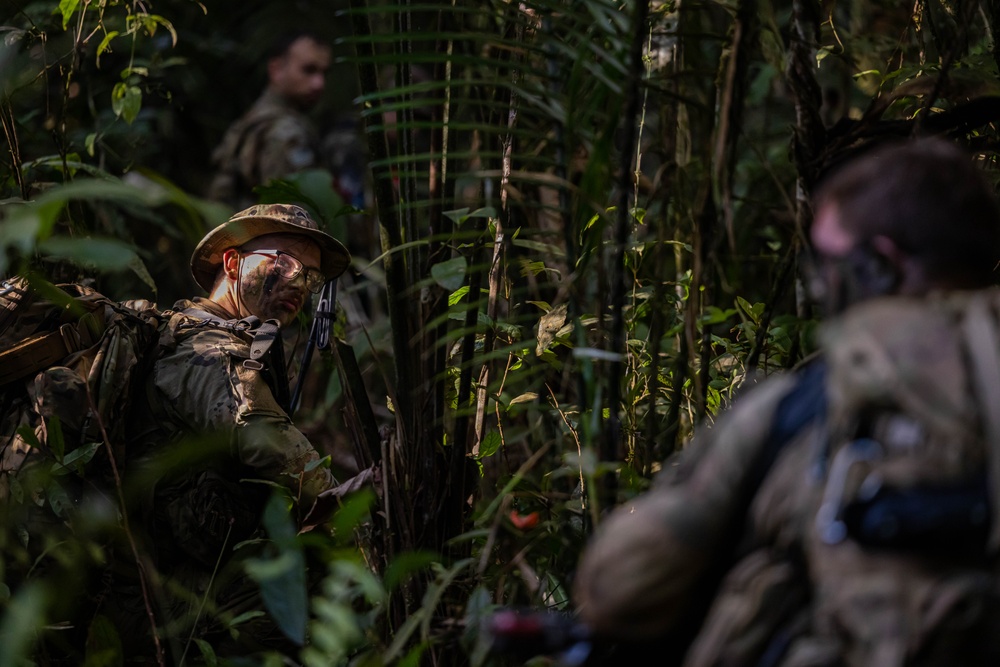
[0,276,167,517]
[0,276,291,512]
[795,292,1000,666]
[683,291,1000,667]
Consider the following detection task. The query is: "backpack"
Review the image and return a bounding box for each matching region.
[0,276,292,512]
[684,291,1000,667]
[0,276,166,510]
[796,292,1000,666]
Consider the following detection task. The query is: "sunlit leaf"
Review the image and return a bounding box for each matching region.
[478,430,502,458]
[507,392,537,407]
[57,0,80,29]
[111,83,142,124]
[448,285,470,306]
[96,31,119,67]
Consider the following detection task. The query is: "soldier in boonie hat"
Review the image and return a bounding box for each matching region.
[119,204,373,658]
[191,203,351,293]
[186,203,351,329]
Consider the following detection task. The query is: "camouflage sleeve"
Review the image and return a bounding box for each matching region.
[572,373,799,641]
[255,115,319,185]
[152,328,335,508]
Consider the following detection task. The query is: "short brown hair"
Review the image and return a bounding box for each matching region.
[812,138,1000,287]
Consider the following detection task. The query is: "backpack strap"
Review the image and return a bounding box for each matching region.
[177,308,291,413]
[960,293,1000,552]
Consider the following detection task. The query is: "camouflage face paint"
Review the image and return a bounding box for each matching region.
[234,235,321,327]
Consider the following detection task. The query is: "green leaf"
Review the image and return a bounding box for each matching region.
[38,236,142,272]
[442,207,470,224]
[0,581,48,666]
[84,614,123,667]
[478,430,502,458]
[244,494,308,644]
[47,414,65,460]
[192,638,218,667]
[383,551,438,593]
[448,285,470,306]
[244,550,308,646]
[443,206,496,226]
[227,610,266,628]
[431,256,467,292]
[57,0,80,29]
[736,296,763,326]
[95,31,118,66]
[111,83,142,124]
[304,455,331,472]
[330,489,376,542]
[45,480,73,519]
[52,442,101,476]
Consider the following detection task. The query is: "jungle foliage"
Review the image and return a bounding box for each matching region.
[2,0,1000,665]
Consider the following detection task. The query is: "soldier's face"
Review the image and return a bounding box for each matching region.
[269,37,331,110]
[235,234,323,327]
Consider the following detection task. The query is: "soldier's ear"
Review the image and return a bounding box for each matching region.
[222,249,241,279]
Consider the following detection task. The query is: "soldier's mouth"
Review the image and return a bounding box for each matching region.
[278,297,301,312]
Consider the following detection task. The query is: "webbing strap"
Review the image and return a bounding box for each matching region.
[177,308,290,412]
[960,294,1000,552]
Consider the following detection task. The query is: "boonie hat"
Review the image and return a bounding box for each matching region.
[190,203,351,292]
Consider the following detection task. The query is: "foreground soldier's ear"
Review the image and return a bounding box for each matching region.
[222,248,241,278]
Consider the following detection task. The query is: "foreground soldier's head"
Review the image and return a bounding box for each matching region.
[190,203,350,327]
[808,137,1000,314]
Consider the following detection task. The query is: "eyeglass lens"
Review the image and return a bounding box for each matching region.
[272,253,324,293]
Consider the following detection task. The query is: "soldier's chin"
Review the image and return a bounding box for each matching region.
[296,93,321,109]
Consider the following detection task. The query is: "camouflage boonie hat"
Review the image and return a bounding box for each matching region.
[190,203,351,292]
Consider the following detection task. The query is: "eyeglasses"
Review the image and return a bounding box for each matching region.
[244,250,326,294]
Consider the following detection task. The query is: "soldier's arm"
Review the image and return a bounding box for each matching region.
[572,371,805,642]
[155,329,336,509]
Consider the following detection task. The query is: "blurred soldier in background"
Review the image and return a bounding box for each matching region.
[207,30,332,209]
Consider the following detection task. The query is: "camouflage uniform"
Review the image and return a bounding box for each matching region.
[113,296,336,657]
[207,90,322,209]
[574,291,1000,667]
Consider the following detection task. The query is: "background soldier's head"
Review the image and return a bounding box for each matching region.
[265,29,332,112]
[808,137,1000,314]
